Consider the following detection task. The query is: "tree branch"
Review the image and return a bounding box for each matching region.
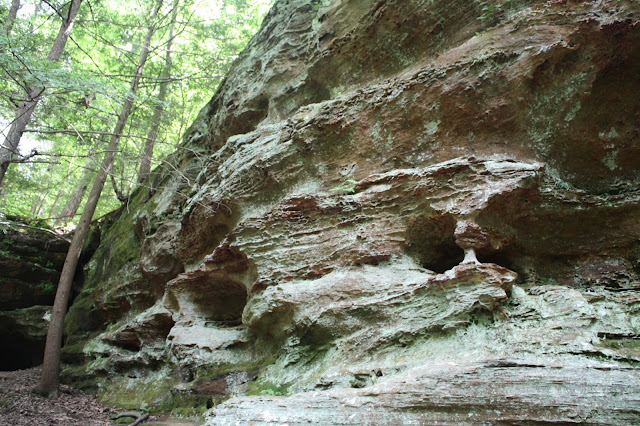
[23,128,154,142]
[110,173,129,203]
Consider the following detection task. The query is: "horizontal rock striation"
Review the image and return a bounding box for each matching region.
[0,220,74,371]
[0,221,70,310]
[212,362,640,424]
[62,0,640,422]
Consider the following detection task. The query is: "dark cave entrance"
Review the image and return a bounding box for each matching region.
[405,213,465,273]
[0,326,45,371]
[164,273,250,325]
[422,241,465,273]
[191,278,248,322]
[0,306,55,371]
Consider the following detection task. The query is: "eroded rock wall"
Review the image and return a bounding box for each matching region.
[0,221,70,370]
[65,0,640,422]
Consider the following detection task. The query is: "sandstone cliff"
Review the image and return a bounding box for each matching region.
[0,220,72,371]
[64,0,640,422]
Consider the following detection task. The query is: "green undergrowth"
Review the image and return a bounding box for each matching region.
[97,372,178,413]
[247,378,290,396]
[195,359,262,382]
[598,337,640,366]
[195,362,238,381]
[91,356,282,419]
[96,372,212,420]
[599,337,640,350]
[61,365,100,392]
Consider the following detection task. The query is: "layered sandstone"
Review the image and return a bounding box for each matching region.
[62,0,640,422]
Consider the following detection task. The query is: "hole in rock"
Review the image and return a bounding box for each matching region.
[191,278,248,322]
[477,250,522,278]
[422,242,465,273]
[225,94,269,138]
[0,332,44,371]
[405,213,464,273]
[113,335,142,352]
[177,221,232,265]
[469,307,495,326]
[299,78,331,105]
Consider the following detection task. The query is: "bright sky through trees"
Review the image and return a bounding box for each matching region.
[0,0,274,225]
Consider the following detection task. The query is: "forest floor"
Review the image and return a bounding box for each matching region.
[0,367,202,425]
[0,367,116,425]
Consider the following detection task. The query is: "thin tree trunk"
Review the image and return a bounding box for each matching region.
[35,0,164,398]
[138,0,180,184]
[48,150,79,219]
[0,0,82,190]
[55,154,96,225]
[4,0,20,35]
[30,193,45,216]
[29,153,57,216]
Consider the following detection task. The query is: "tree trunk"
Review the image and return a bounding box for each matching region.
[4,0,20,35]
[0,0,83,190]
[55,154,96,225]
[35,0,164,398]
[30,154,58,216]
[138,0,180,184]
[47,151,79,219]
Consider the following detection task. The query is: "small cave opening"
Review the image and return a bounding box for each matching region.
[422,241,465,273]
[168,245,255,325]
[477,250,520,274]
[225,94,270,139]
[177,221,233,265]
[0,330,45,371]
[405,213,465,273]
[0,306,52,371]
[116,339,142,353]
[300,78,331,105]
[191,278,248,323]
[476,249,530,291]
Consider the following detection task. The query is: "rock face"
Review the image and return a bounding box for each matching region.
[0,221,71,371]
[64,0,640,422]
[0,305,51,371]
[0,222,69,310]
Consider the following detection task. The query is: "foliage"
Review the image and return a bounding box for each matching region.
[37,280,55,293]
[96,371,178,412]
[477,0,511,24]
[0,0,274,225]
[247,378,290,396]
[0,237,13,256]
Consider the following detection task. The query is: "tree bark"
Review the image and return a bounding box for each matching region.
[55,154,96,225]
[138,0,180,184]
[48,151,80,220]
[30,154,58,216]
[4,0,20,35]
[35,0,164,398]
[0,0,83,190]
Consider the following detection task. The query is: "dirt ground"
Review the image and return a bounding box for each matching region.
[0,367,205,425]
[0,367,117,425]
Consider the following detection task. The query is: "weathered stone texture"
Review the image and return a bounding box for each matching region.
[0,223,69,310]
[62,0,640,421]
[0,222,71,371]
[211,362,640,424]
[0,305,51,371]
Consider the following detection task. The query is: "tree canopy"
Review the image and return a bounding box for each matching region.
[0,0,273,225]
